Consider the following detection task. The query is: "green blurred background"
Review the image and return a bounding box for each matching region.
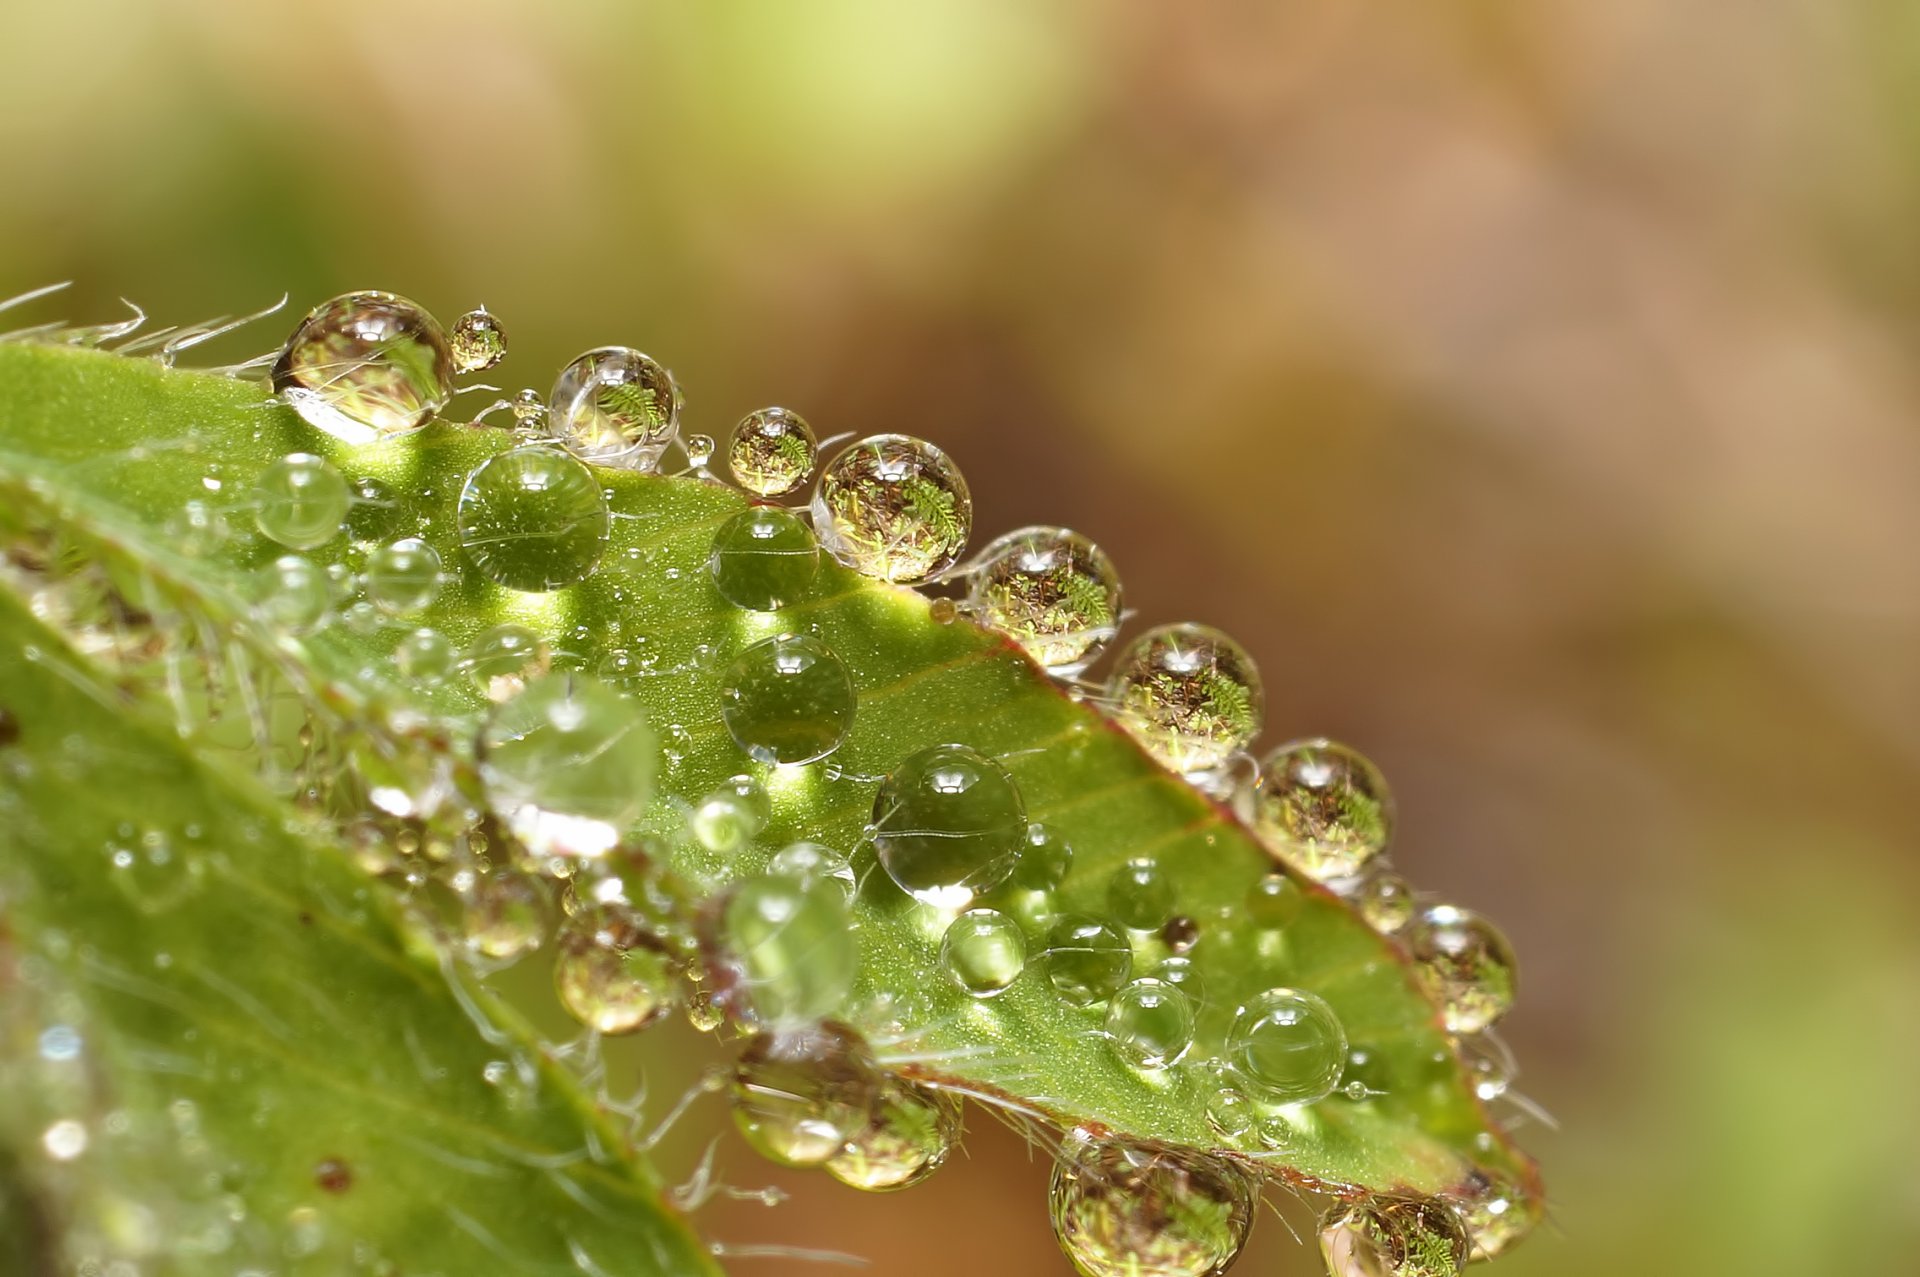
[6,1,1919,1272]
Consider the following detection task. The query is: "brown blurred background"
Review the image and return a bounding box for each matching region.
[5,1,1919,1272]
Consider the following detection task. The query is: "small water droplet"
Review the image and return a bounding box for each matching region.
[1104,978,1193,1070]
[547,347,681,470]
[463,872,549,960]
[457,446,611,592]
[1254,739,1393,882]
[1043,914,1132,1006]
[826,1076,961,1192]
[967,526,1122,673]
[1440,1170,1539,1261]
[1011,821,1073,890]
[553,907,679,1034]
[732,1022,879,1168]
[344,473,408,544]
[478,674,656,859]
[273,291,453,442]
[767,842,856,900]
[465,623,550,701]
[1406,905,1515,1034]
[1320,1196,1470,1277]
[1245,872,1303,930]
[1205,1083,1255,1141]
[811,434,972,583]
[254,555,332,632]
[683,433,716,468]
[720,633,855,766]
[167,499,230,556]
[1107,856,1174,931]
[707,507,820,611]
[723,875,858,1026]
[1160,915,1200,954]
[363,537,443,615]
[690,778,770,854]
[871,744,1025,908]
[1225,987,1347,1105]
[393,627,455,683]
[1108,623,1262,775]
[939,908,1026,997]
[1049,1135,1255,1277]
[253,453,350,551]
[1356,871,1415,934]
[449,307,507,374]
[728,407,817,497]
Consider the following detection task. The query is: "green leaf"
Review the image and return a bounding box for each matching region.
[0,339,1542,1259]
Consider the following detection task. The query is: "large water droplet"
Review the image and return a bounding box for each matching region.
[939,908,1027,998]
[553,907,679,1034]
[732,1022,879,1168]
[967,526,1122,674]
[457,446,611,592]
[811,434,972,583]
[1107,856,1174,931]
[1043,914,1132,1006]
[253,453,350,551]
[547,347,681,469]
[719,634,855,766]
[1320,1196,1470,1277]
[449,307,507,374]
[1103,978,1194,1071]
[1254,739,1393,882]
[272,291,454,442]
[708,507,820,611]
[463,872,549,960]
[826,1076,962,1192]
[363,537,443,615]
[1049,1135,1256,1277]
[728,406,817,497]
[478,674,656,859]
[723,874,859,1027]
[871,744,1025,908]
[465,623,550,700]
[1107,623,1263,775]
[1406,905,1515,1034]
[1226,987,1347,1106]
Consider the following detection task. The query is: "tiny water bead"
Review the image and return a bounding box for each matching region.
[1204,1085,1255,1142]
[255,555,332,632]
[825,1077,962,1192]
[939,908,1027,997]
[722,874,859,1026]
[456,445,611,592]
[1049,1136,1256,1277]
[466,623,550,700]
[731,1022,880,1168]
[871,744,1026,908]
[345,473,408,544]
[707,506,820,611]
[1044,914,1133,1006]
[463,872,548,960]
[1356,871,1416,935]
[720,633,855,765]
[1226,987,1348,1106]
[253,453,350,551]
[966,526,1123,673]
[547,346,681,469]
[1319,1197,1470,1277]
[1108,623,1264,775]
[272,291,454,442]
[767,842,856,900]
[363,537,443,615]
[1442,1169,1541,1261]
[1246,872,1304,930]
[478,674,657,859]
[553,909,679,1035]
[1161,915,1200,954]
[448,307,507,374]
[1010,821,1073,890]
[1107,856,1174,931]
[1104,978,1194,1070]
[1406,905,1516,1035]
[811,434,973,584]
[690,776,771,854]
[1255,739,1394,882]
[728,406,817,497]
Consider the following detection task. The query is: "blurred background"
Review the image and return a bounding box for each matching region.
[5,0,1919,1272]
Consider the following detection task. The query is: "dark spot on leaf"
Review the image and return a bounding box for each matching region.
[0,707,18,747]
[1161,915,1199,954]
[299,911,314,926]
[314,1158,353,1193]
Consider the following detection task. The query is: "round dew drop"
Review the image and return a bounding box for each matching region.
[708,506,821,611]
[1103,978,1194,1071]
[1205,1084,1255,1142]
[448,307,507,374]
[463,872,549,960]
[1356,871,1416,935]
[966,526,1123,674]
[1226,987,1348,1106]
[253,453,350,551]
[1442,1169,1541,1261]
[547,346,681,470]
[1043,914,1133,1007]
[1320,1196,1471,1277]
[731,1022,880,1169]
[456,445,611,592]
[465,623,550,701]
[363,537,443,615]
[1107,623,1263,775]
[392,627,455,683]
[478,674,657,860]
[1406,905,1516,1034]
[1011,821,1074,890]
[722,874,860,1027]
[1254,738,1394,882]
[826,1076,962,1193]
[272,291,454,442]
[811,434,973,584]
[870,744,1026,908]
[682,433,716,469]
[1246,871,1304,930]
[552,908,680,1035]
[1049,1135,1256,1277]
[767,841,856,901]
[690,776,770,854]
[1107,856,1174,931]
[940,908,1027,997]
[255,555,332,633]
[720,633,855,766]
[728,406,817,497]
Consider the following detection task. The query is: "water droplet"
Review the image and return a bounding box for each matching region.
[345,473,408,544]
[463,872,549,960]
[929,597,958,624]
[691,778,770,854]
[255,555,332,632]
[767,842,856,900]
[457,445,611,592]
[683,433,716,468]
[449,307,507,374]
[1440,1170,1540,1261]
[341,599,382,634]
[811,434,972,583]
[41,1119,88,1161]
[1320,1196,1470,1277]
[723,874,858,1026]
[509,388,546,429]
[1204,1084,1255,1141]
[466,623,550,700]
[720,633,855,766]
[363,537,443,615]
[826,1076,961,1192]
[940,908,1026,997]
[1044,914,1132,1006]
[547,347,681,469]
[1356,871,1415,934]
[38,1026,82,1062]
[1108,623,1263,774]
[871,744,1025,908]
[728,406,817,497]
[273,291,453,442]
[707,507,821,611]
[1226,987,1347,1105]
[478,674,656,859]
[1254,739,1393,882]
[167,499,229,556]
[732,1022,880,1168]
[967,526,1122,673]
[253,453,350,550]
[1246,872,1303,930]
[1406,905,1515,1034]
[1049,1135,1256,1277]
[553,907,679,1034]
[1160,915,1200,954]
[1153,954,1207,1005]
[1107,856,1174,931]
[1104,978,1193,1070]
[1011,821,1073,890]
